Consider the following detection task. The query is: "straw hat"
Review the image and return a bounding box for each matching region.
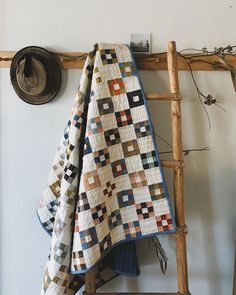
[10,46,61,105]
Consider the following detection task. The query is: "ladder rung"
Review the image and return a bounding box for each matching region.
[146,93,181,101]
[161,160,184,169]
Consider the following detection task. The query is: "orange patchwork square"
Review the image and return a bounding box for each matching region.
[107,78,125,96]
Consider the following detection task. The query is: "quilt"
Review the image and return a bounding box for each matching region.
[37,43,176,294]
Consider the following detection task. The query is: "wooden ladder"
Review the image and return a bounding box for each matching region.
[83,41,191,295]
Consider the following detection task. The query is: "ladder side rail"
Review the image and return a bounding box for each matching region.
[167,41,190,295]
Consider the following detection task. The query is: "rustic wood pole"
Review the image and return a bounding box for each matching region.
[84,267,97,295]
[167,41,190,295]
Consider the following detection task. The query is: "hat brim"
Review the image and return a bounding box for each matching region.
[10,46,61,105]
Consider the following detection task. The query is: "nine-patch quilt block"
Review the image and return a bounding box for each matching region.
[38,43,176,295]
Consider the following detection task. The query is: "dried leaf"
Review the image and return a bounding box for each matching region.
[204,94,216,106]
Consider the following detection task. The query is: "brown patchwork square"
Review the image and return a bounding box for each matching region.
[136,202,154,220]
[111,159,128,178]
[77,192,90,212]
[91,202,107,225]
[49,180,61,198]
[123,221,141,238]
[156,213,174,232]
[117,189,135,208]
[72,250,86,270]
[97,97,114,115]
[83,170,101,191]
[66,144,75,160]
[134,120,151,138]
[122,139,140,157]
[115,109,133,127]
[93,148,110,168]
[108,209,122,230]
[62,184,77,205]
[103,181,116,197]
[149,183,165,201]
[100,49,118,65]
[79,226,98,249]
[64,163,78,184]
[104,128,121,146]
[129,171,148,188]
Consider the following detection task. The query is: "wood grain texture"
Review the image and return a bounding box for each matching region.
[85,268,97,294]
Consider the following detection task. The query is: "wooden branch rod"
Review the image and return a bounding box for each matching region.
[1,50,236,71]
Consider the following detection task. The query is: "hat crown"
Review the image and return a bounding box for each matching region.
[16,57,47,95]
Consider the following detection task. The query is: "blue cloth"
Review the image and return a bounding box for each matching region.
[103,241,140,276]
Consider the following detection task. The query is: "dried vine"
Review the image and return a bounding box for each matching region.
[177,45,236,130]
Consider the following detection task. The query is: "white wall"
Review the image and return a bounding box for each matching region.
[1,1,235,294]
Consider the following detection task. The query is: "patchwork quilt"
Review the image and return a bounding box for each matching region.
[38,43,176,294]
